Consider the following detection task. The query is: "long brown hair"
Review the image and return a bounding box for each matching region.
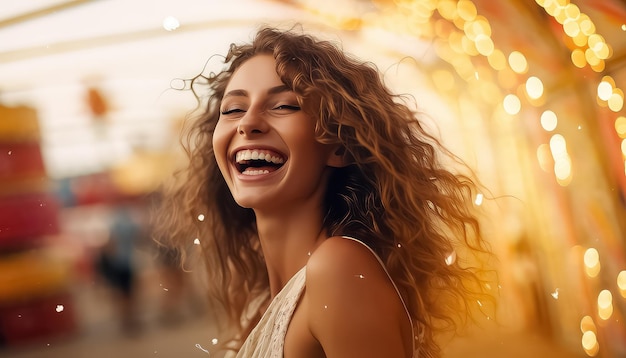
[155,25,494,357]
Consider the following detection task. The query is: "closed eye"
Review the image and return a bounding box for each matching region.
[221,108,245,115]
[273,105,300,111]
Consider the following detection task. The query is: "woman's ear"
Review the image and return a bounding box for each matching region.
[327,145,350,168]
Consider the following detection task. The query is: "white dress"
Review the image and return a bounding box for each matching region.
[233,236,416,358]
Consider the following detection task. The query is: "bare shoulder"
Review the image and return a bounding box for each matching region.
[305,236,412,358]
[307,236,381,274]
[306,236,398,308]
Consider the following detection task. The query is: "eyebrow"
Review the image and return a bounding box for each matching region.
[223,85,291,99]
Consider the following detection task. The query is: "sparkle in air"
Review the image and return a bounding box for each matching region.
[212,338,218,345]
[474,193,484,206]
[197,214,205,222]
[551,288,559,299]
[445,251,457,266]
[195,343,210,354]
[194,238,200,245]
[162,16,180,31]
[55,305,64,313]
[7,151,11,155]
[355,274,365,279]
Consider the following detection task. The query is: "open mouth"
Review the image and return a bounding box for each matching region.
[234,149,285,175]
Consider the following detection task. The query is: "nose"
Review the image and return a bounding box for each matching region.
[237,108,269,137]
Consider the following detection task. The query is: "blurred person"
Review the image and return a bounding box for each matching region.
[155,26,494,358]
[96,203,143,335]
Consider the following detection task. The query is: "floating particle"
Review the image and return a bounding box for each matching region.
[162,16,180,31]
[195,343,210,354]
[551,288,559,299]
[193,238,200,245]
[55,305,64,313]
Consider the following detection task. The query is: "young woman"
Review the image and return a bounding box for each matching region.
[155,26,493,358]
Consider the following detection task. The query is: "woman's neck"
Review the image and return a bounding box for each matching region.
[255,207,327,297]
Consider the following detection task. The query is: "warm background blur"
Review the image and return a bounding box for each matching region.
[0,0,625,357]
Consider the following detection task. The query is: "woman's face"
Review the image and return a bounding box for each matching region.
[213,54,335,212]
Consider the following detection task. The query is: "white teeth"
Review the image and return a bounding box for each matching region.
[235,149,285,164]
[242,169,270,176]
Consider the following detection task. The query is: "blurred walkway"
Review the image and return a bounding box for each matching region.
[0,263,585,358]
[0,310,585,358]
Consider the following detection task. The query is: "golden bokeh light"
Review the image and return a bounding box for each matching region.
[595,42,610,60]
[597,80,613,101]
[488,49,507,70]
[437,0,457,20]
[583,248,599,268]
[469,16,492,37]
[588,34,605,53]
[597,289,613,320]
[572,31,588,47]
[584,248,601,277]
[608,89,624,112]
[590,60,605,73]
[508,51,528,74]
[564,3,581,20]
[541,110,558,131]
[503,94,521,115]
[615,116,626,138]
[526,76,544,99]
[580,316,596,334]
[563,19,580,38]
[554,156,572,183]
[474,34,494,56]
[537,144,553,172]
[584,48,601,67]
[618,270,626,298]
[579,15,596,36]
[456,0,477,21]
[581,330,598,351]
[461,34,479,56]
[571,48,586,68]
[549,134,567,157]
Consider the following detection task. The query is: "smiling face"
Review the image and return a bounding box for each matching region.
[213,54,336,212]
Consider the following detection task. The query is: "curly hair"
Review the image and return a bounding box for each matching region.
[154,25,494,357]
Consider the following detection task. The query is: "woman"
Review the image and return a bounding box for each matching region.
[155,26,493,358]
